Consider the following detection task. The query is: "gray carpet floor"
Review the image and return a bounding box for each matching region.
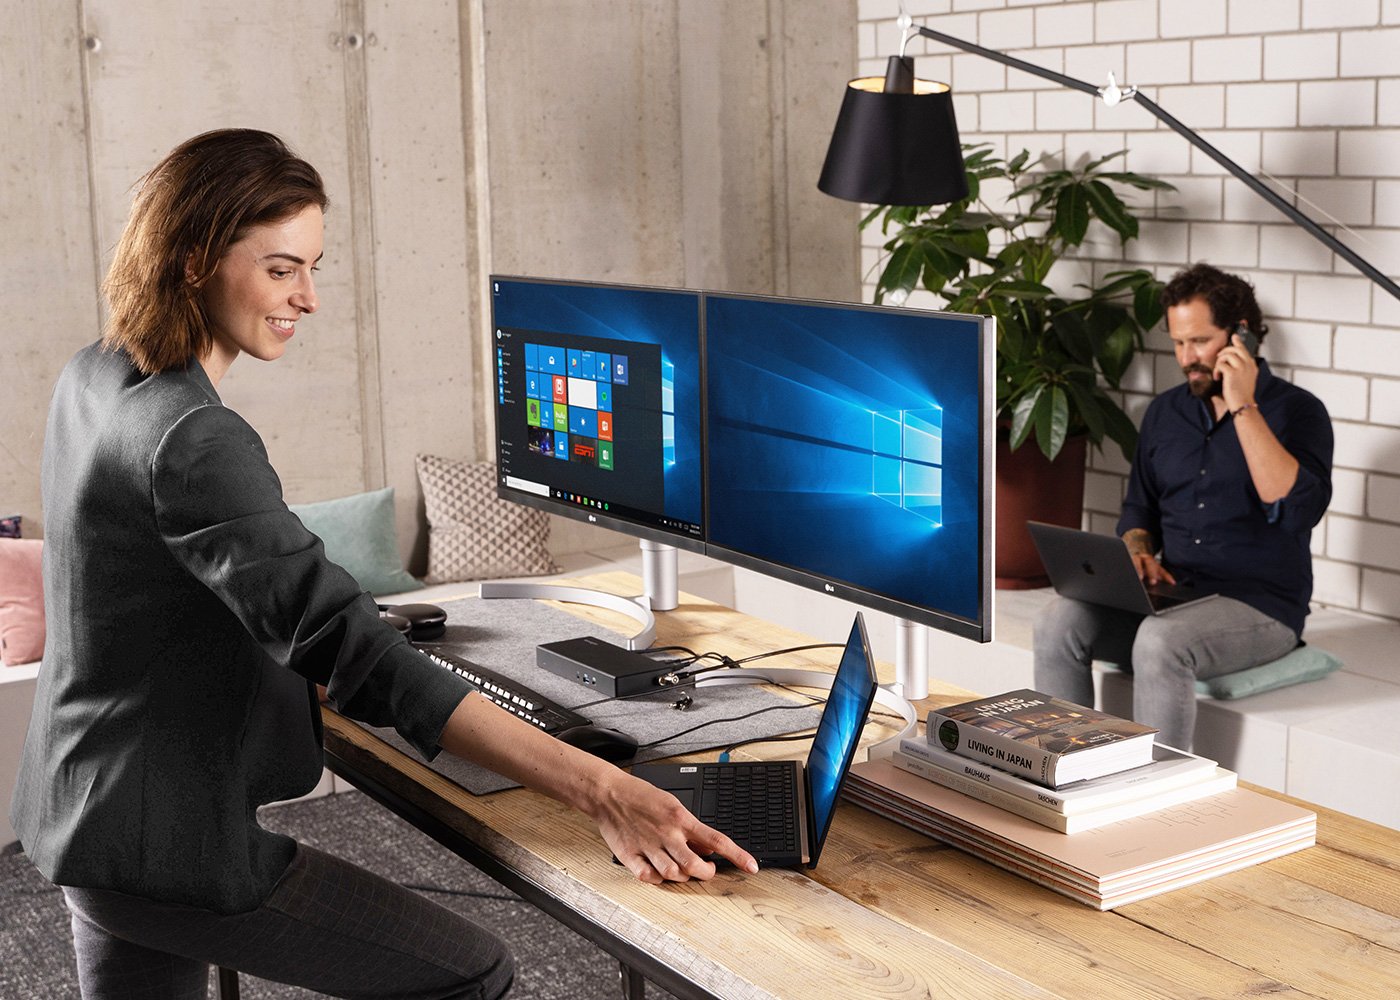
[0,790,680,999]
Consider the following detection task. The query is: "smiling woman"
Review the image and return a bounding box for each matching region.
[13,128,753,1000]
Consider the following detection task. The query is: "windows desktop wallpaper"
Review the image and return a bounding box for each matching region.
[705,295,985,625]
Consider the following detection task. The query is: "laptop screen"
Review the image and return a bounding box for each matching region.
[805,614,879,863]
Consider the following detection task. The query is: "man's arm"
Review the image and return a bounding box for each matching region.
[437,691,759,884]
[1215,333,1299,503]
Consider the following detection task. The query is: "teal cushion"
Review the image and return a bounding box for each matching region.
[1194,645,1343,700]
[289,487,422,597]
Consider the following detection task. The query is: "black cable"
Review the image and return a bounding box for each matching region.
[633,700,819,751]
[734,642,845,664]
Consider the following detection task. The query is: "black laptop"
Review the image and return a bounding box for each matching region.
[630,613,879,869]
[1027,521,1218,616]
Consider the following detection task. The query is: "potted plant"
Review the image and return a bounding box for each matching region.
[862,145,1173,586]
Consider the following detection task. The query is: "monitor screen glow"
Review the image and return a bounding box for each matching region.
[704,292,993,641]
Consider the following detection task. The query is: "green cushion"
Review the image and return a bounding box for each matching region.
[289,487,422,597]
[1193,644,1343,700]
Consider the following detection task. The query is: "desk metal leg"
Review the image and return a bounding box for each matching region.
[619,961,646,1000]
[214,967,240,999]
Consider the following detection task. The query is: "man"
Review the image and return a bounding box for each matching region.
[1033,263,1333,750]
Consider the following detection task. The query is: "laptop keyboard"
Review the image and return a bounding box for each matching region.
[698,763,801,857]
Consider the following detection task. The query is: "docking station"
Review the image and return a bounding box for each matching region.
[537,636,679,698]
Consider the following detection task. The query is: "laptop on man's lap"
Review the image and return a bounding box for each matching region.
[1028,521,1218,616]
[630,613,879,869]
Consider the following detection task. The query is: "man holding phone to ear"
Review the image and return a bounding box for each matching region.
[1034,263,1333,750]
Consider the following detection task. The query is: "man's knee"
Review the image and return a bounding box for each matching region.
[1131,618,1195,677]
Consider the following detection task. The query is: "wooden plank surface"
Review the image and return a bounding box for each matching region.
[324,575,1400,1000]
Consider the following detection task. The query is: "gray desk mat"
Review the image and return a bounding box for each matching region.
[359,595,824,794]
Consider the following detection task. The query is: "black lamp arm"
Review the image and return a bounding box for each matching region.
[915,25,1400,304]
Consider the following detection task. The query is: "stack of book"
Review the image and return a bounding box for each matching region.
[844,689,1316,910]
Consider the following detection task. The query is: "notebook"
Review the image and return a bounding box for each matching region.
[630,613,879,868]
[1027,521,1218,617]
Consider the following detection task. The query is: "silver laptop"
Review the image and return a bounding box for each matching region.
[1027,521,1218,616]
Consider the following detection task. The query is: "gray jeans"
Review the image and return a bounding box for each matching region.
[62,843,514,1000]
[1032,595,1298,751]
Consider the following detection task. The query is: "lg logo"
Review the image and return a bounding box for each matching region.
[588,515,597,523]
[824,584,835,593]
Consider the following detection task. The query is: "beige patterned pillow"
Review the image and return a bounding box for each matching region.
[416,454,561,584]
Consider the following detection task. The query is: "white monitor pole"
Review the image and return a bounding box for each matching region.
[894,618,930,701]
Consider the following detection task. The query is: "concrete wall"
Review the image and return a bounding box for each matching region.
[0,0,859,567]
[858,0,1400,625]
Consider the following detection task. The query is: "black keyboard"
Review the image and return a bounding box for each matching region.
[420,647,591,735]
[698,763,801,858]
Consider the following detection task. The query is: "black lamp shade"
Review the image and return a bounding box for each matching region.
[818,74,968,207]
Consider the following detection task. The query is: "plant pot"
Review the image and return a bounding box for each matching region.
[995,429,1088,589]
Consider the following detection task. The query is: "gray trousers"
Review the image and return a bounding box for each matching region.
[1032,595,1298,751]
[62,843,514,1000]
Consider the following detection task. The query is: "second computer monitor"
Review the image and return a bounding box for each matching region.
[704,292,994,642]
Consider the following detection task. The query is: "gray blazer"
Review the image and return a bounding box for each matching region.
[10,342,470,914]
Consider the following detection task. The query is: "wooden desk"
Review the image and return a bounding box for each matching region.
[323,574,1400,999]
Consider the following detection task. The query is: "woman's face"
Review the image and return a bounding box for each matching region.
[201,204,323,374]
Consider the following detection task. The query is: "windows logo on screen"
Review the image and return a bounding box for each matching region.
[871,406,942,525]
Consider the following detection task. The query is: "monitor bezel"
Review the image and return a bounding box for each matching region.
[489,273,708,555]
[699,289,996,644]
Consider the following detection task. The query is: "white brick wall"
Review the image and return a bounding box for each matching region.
[856,0,1400,625]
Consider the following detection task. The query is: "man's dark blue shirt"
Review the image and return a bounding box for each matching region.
[1118,359,1333,638]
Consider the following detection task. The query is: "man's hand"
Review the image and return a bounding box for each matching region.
[589,770,759,884]
[1213,332,1260,415]
[1122,529,1176,586]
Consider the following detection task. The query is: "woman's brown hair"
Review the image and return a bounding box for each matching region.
[102,129,328,373]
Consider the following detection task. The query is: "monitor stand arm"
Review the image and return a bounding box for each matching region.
[477,539,679,651]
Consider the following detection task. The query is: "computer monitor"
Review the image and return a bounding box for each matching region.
[703,291,994,643]
[490,276,705,552]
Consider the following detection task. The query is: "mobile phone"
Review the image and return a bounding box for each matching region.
[1232,323,1259,357]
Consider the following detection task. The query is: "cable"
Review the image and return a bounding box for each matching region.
[633,700,819,751]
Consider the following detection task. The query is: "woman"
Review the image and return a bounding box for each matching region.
[10,129,754,1000]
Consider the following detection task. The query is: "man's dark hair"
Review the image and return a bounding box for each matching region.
[1160,263,1269,342]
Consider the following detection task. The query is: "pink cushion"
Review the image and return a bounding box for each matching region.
[0,539,44,666]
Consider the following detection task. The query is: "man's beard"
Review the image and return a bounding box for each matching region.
[1184,365,1221,399]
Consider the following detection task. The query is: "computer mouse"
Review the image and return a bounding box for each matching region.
[554,724,639,763]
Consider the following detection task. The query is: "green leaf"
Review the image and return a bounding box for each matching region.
[1134,279,1164,330]
[1097,171,1176,191]
[1064,379,1107,443]
[1033,385,1070,460]
[858,204,886,231]
[1085,180,1138,243]
[1080,149,1129,173]
[1098,320,1138,386]
[1102,402,1140,463]
[987,279,1055,300]
[1053,183,1090,245]
[1009,388,1041,451]
[879,243,922,299]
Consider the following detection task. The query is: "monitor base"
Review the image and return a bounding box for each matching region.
[478,582,657,650]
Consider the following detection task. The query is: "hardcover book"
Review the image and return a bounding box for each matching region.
[897,739,1218,814]
[889,748,1237,833]
[926,689,1157,787]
